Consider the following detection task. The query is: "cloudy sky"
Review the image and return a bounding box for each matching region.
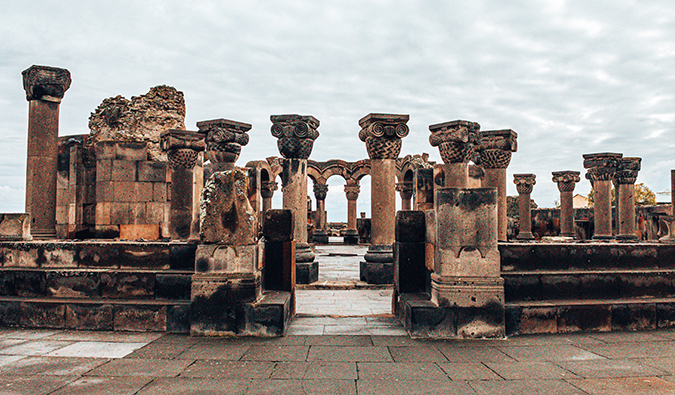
[1,0,673,222]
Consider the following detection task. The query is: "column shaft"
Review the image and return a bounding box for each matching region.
[517,193,533,239]
[483,168,507,241]
[594,180,613,238]
[371,159,396,246]
[445,162,468,189]
[617,183,636,238]
[282,158,308,244]
[347,199,357,230]
[170,166,194,239]
[560,191,574,237]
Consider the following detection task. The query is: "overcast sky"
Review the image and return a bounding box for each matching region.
[1,0,674,222]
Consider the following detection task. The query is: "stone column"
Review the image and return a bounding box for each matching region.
[661,170,675,243]
[429,120,481,188]
[312,182,329,244]
[583,153,622,240]
[477,129,518,242]
[343,182,360,245]
[359,113,410,284]
[396,181,414,211]
[196,118,251,180]
[161,130,206,240]
[22,65,71,239]
[271,114,320,284]
[260,180,278,214]
[413,168,434,211]
[552,171,581,238]
[615,157,641,240]
[513,174,536,240]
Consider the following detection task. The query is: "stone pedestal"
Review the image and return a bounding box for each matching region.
[161,130,205,240]
[477,129,517,242]
[514,174,536,240]
[584,153,622,240]
[396,181,413,211]
[359,113,410,284]
[271,115,320,284]
[615,157,641,240]
[552,171,581,238]
[312,183,329,244]
[344,183,360,245]
[22,65,71,239]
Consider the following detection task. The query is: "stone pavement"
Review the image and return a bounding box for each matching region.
[2,328,675,394]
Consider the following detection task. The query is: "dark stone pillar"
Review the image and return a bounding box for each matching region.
[22,65,71,239]
[477,129,518,242]
[343,182,360,245]
[312,182,329,244]
[615,157,641,240]
[271,114,320,284]
[161,130,205,240]
[584,153,622,240]
[513,174,536,240]
[359,113,410,284]
[396,181,414,211]
[552,171,581,238]
[661,170,675,243]
[263,209,296,316]
[413,168,434,211]
[261,180,277,214]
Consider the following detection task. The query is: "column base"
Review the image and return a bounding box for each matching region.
[559,232,575,238]
[296,261,319,284]
[343,229,359,245]
[313,230,329,244]
[516,232,535,240]
[361,244,393,284]
[592,235,615,240]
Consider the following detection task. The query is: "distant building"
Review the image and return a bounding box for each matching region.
[573,194,590,208]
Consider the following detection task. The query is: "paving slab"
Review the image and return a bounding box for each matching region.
[247,379,356,395]
[304,335,373,346]
[136,377,249,395]
[241,345,309,361]
[307,346,392,362]
[437,362,503,381]
[0,356,107,376]
[436,345,514,363]
[49,376,152,395]
[0,375,78,395]
[271,361,357,379]
[567,376,675,395]
[86,357,194,377]
[180,360,275,379]
[45,341,147,358]
[484,360,580,380]
[124,340,193,359]
[557,359,669,378]
[357,362,449,381]
[0,329,60,340]
[585,341,675,359]
[358,379,476,395]
[497,344,605,362]
[0,339,74,356]
[468,379,587,395]
[46,330,164,343]
[177,343,250,360]
[388,345,448,362]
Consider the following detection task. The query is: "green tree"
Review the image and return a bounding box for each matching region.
[507,195,538,219]
[587,182,656,206]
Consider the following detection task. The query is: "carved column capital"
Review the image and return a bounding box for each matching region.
[477,129,518,169]
[429,120,480,164]
[344,184,360,201]
[359,113,409,159]
[161,129,206,169]
[395,181,414,200]
[552,171,581,192]
[313,182,329,200]
[614,157,641,185]
[583,152,622,183]
[260,181,278,199]
[270,114,319,159]
[196,119,251,164]
[22,65,71,102]
[513,174,536,194]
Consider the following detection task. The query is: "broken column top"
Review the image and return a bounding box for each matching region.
[160,129,206,151]
[478,129,518,152]
[271,114,319,128]
[22,65,71,102]
[615,157,642,184]
[429,120,480,134]
[429,120,481,164]
[197,118,252,133]
[197,118,251,164]
[358,113,409,127]
[583,152,623,182]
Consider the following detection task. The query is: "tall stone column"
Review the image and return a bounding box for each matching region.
[359,113,410,284]
[196,119,251,179]
[260,180,278,214]
[312,182,329,244]
[22,65,71,239]
[477,129,518,242]
[583,153,622,240]
[615,157,641,240]
[161,130,205,240]
[429,120,481,189]
[513,174,536,240]
[271,114,320,284]
[343,182,360,245]
[661,170,675,243]
[552,171,581,238]
[396,181,414,211]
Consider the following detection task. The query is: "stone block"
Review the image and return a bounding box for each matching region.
[0,246,38,268]
[579,274,619,299]
[94,225,120,239]
[394,242,427,294]
[137,161,167,182]
[195,244,259,273]
[296,261,319,284]
[146,202,166,224]
[20,302,65,328]
[95,202,112,225]
[155,274,191,300]
[264,241,295,292]
[456,301,505,338]
[167,304,190,333]
[15,270,46,297]
[540,275,579,300]
[153,183,167,202]
[115,142,148,161]
[119,224,160,240]
[558,305,611,333]
[95,181,114,202]
[136,182,154,202]
[114,305,167,331]
[611,303,655,331]
[112,182,136,202]
[55,205,69,226]
[504,305,521,336]
[170,243,197,271]
[111,160,137,182]
[120,244,171,269]
[620,273,675,298]
[395,210,426,243]
[360,261,393,284]
[101,272,155,299]
[401,294,455,338]
[519,306,558,334]
[128,203,147,224]
[0,271,15,295]
[46,271,100,298]
[111,202,131,224]
[656,303,675,328]
[83,203,96,225]
[249,291,292,336]
[0,301,21,326]
[96,159,113,182]
[75,243,121,268]
[36,244,77,268]
[65,304,113,330]
[504,274,541,302]
[95,141,117,160]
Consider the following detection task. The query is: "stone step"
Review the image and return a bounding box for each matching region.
[506,297,675,336]
[0,296,189,332]
[0,268,192,301]
[503,269,675,302]
[297,281,392,290]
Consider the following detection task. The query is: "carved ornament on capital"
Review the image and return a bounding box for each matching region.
[22,65,72,102]
[552,171,581,193]
[260,181,278,199]
[271,114,319,159]
[428,120,481,164]
[196,118,251,164]
[395,181,414,200]
[313,183,329,201]
[358,113,409,160]
[477,129,518,169]
[160,129,206,169]
[344,184,360,201]
[583,153,623,184]
[513,174,536,195]
[615,157,641,185]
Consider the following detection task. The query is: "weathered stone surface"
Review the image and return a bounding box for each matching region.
[264,241,296,292]
[194,244,260,274]
[395,211,426,243]
[22,65,71,101]
[611,303,655,331]
[114,305,167,331]
[166,304,190,333]
[296,261,319,285]
[558,305,611,333]
[429,120,480,164]
[394,242,427,294]
[0,214,31,241]
[263,210,294,242]
[197,119,250,164]
[20,302,65,328]
[15,270,46,296]
[65,304,114,330]
[0,301,21,326]
[169,243,197,271]
[101,272,155,299]
[271,115,319,159]
[359,113,409,160]
[88,85,186,161]
[200,169,257,245]
[519,307,558,334]
[46,271,100,298]
[155,274,191,300]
